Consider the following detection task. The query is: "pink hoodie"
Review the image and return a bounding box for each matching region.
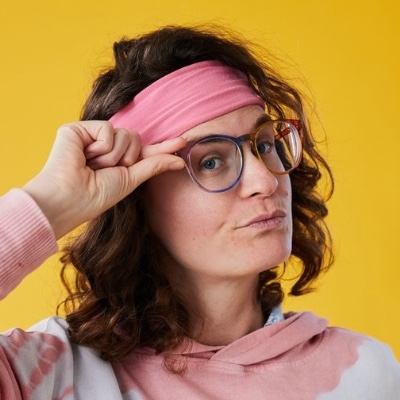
[1,189,399,399]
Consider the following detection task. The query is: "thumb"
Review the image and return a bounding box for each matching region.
[123,153,185,195]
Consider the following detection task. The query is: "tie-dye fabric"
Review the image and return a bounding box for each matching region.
[1,189,400,399]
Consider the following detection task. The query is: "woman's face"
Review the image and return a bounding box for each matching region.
[145,105,292,281]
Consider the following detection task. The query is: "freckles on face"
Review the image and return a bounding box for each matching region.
[144,105,294,278]
[145,169,292,278]
[144,169,230,266]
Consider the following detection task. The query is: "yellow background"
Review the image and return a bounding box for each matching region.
[1,1,399,358]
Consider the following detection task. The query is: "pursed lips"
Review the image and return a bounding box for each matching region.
[237,210,287,229]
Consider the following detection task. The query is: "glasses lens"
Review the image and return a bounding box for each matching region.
[188,137,242,192]
[255,121,301,174]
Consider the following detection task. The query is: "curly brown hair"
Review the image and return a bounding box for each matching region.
[59,25,334,365]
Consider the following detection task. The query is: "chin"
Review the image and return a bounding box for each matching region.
[255,244,292,273]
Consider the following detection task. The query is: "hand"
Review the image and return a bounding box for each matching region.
[23,121,185,239]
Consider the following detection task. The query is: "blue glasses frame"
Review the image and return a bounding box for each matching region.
[175,119,302,193]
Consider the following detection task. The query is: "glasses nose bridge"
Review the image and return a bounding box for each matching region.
[237,133,260,161]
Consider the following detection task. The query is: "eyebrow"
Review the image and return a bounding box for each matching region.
[254,114,271,128]
[186,113,271,143]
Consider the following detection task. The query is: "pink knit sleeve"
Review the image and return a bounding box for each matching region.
[0,189,58,300]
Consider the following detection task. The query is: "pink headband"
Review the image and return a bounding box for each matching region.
[109,60,264,145]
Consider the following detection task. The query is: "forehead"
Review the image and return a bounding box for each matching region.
[181,105,267,142]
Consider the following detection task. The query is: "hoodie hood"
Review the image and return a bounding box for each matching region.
[177,312,327,366]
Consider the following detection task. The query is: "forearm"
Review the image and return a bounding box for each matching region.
[0,189,58,300]
[0,122,185,299]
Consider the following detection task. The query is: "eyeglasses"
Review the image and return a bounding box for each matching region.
[176,119,303,193]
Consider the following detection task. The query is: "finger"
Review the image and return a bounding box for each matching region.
[86,129,136,170]
[125,153,186,192]
[59,121,115,154]
[46,126,90,169]
[141,137,186,159]
[83,122,127,159]
[117,133,142,167]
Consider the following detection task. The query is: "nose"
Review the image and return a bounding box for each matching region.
[238,145,279,198]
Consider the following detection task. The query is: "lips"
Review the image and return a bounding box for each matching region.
[240,210,287,228]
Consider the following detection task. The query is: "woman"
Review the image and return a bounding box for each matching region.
[1,26,399,399]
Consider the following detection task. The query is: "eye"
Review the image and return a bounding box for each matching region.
[256,140,274,155]
[201,156,223,170]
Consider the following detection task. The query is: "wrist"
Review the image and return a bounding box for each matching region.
[23,177,74,239]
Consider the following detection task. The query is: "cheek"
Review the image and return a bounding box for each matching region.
[279,174,291,198]
[144,172,217,243]
[146,177,183,234]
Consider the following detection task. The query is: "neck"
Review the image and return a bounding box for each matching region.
[170,272,264,346]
